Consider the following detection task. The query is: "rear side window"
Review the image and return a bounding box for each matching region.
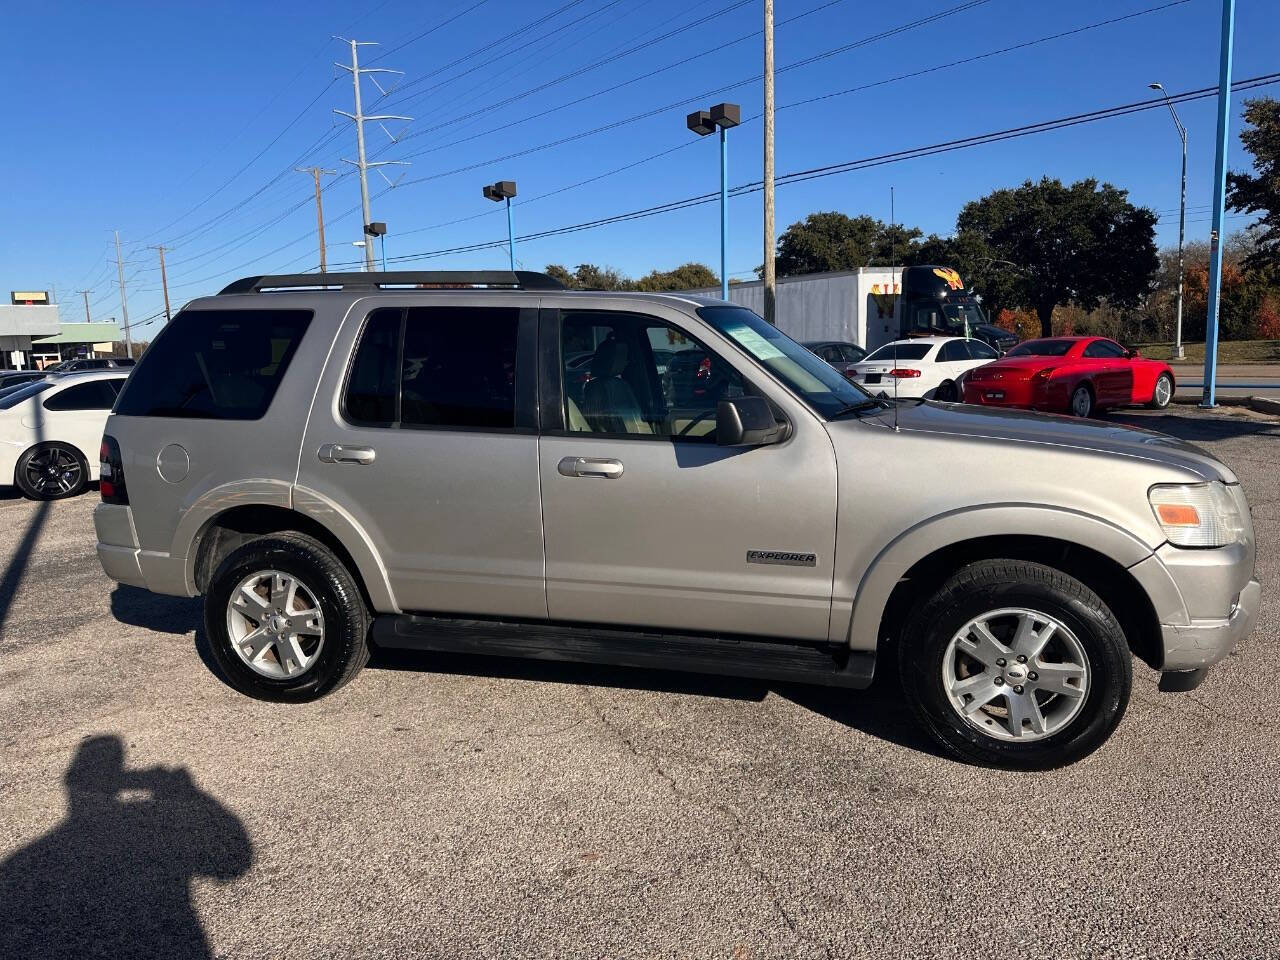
[342,306,520,430]
[114,309,312,419]
[44,379,121,411]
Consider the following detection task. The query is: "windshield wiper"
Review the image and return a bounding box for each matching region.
[829,398,887,418]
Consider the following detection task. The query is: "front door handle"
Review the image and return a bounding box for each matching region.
[557,456,623,479]
[318,443,376,465]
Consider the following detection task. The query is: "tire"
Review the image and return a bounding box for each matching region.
[1149,372,1174,410]
[204,532,370,702]
[898,559,1131,770]
[15,442,89,500]
[1069,383,1094,418]
[934,380,958,403]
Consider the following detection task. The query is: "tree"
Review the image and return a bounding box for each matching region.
[1227,97,1280,271]
[767,212,922,277]
[955,177,1158,338]
[543,263,633,290]
[543,262,718,291]
[634,262,719,291]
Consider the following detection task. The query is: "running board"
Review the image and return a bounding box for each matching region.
[372,615,875,689]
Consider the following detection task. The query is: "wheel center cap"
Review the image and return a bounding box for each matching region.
[268,614,287,633]
[1004,663,1028,684]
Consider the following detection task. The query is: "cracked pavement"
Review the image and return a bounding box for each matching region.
[0,406,1277,959]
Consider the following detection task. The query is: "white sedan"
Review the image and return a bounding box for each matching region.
[844,336,999,402]
[0,371,130,500]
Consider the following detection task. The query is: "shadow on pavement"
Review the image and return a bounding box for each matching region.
[1114,410,1280,442]
[0,500,51,639]
[110,584,202,635]
[369,647,944,757]
[0,735,252,959]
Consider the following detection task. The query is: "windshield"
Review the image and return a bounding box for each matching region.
[942,303,984,336]
[696,306,870,417]
[0,381,53,409]
[1007,339,1074,357]
[863,342,932,363]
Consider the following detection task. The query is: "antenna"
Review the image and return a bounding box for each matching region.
[891,185,900,432]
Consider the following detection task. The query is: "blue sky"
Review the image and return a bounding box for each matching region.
[3,0,1275,338]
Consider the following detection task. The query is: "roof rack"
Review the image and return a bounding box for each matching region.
[217,270,565,295]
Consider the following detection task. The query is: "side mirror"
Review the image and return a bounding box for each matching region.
[717,396,784,446]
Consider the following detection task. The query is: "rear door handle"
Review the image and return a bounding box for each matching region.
[557,456,623,479]
[318,443,376,464]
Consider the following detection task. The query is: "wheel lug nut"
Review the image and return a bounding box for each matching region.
[1016,655,1027,663]
[1014,685,1024,694]
[1028,671,1038,681]
[993,677,1004,686]
[996,658,1007,667]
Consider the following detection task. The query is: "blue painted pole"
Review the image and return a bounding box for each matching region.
[720,126,729,300]
[1201,0,1235,408]
[506,197,515,271]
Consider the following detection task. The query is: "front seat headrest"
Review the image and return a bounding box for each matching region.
[590,339,628,379]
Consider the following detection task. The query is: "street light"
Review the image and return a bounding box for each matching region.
[352,240,368,272]
[1149,82,1188,361]
[483,180,518,270]
[687,102,740,300]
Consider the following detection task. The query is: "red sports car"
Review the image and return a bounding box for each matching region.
[961,336,1175,417]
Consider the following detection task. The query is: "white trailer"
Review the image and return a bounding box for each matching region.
[692,268,904,352]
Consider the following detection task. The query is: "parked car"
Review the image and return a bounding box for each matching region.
[969,322,1020,355]
[94,271,1258,769]
[0,370,129,499]
[46,357,136,373]
[844,336,1000,401]
[0,370,48,392]
[961,336,1175,417]
[804,340,867,377]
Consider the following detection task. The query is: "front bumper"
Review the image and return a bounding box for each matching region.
[1160,578,1261,672]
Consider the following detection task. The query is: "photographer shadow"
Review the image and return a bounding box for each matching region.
[0,735,252,959]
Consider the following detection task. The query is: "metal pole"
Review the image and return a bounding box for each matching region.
[1175,131,1187,360]
[720,126,729,300]
[762,0,776,323]
[506,197,515,271]
[381,235,388,272]
[113,230,133,359]
[350,40,376,273]
[79,290,91,324]
[155,245,172,324]
[1201,0,1235,408]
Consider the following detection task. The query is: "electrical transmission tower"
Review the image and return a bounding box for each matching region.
[333,38,410,272]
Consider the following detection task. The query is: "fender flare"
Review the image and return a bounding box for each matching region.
[171,480,398,612]
[844,503,1157,651]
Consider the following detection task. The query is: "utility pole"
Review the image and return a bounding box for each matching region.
[149,245,172,323]
[334,38,410,273]
[114,231,134,358]
[77,290,92,324]
[296,166,337,271]
[1201,0,1235,408]
[762,0,776,324]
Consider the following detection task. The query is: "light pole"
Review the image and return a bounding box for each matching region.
[1149,82,1188,361]
[367,221,388,272]
[483,181,518,269]
[352,240,368,271]
[687,103,740,300]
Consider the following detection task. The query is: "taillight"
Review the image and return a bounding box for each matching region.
[1032,367,1054,382]
[888,368,922,378]
[100,435,128,504]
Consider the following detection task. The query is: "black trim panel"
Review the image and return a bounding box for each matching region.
[372,614,875,689]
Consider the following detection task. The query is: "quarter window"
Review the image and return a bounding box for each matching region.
[968,339,998,360]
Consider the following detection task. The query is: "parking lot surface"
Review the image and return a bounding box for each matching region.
[1,406,1277,959]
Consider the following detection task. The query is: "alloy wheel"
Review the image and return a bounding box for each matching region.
[1071,386,1092,417]
[225,570,326,679]
[1154,375,1172,407]
[24,448,82,497]
[941,607,1090,742]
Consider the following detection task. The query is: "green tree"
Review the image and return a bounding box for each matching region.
[1227,97,1280,271]
[633,262,718,291]
[955,177,1158,338]
[767,212,922,277]
[543,263,633,290]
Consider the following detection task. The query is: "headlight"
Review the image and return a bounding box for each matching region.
[1148,481,1246,547]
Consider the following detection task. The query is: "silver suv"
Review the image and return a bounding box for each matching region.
[95,271,1259,768]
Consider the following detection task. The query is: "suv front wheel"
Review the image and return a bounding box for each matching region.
[204,533,370,702]
[899,559,1131,769]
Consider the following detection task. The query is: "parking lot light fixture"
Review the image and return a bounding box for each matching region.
[687,104,739,300]
[484,180,518,270]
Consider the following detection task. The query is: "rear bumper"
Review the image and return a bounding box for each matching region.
[94,502,191,596]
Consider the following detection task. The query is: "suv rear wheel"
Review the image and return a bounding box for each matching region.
[205,533,370,702]
[898,559,1131,769]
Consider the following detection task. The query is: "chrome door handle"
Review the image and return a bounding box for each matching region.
[557,456,623,479]
[318,443,376,464]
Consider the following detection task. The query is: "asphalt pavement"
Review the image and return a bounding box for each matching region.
[1,405,1277,959]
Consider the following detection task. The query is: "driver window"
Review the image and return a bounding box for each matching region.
[560,311,744,440]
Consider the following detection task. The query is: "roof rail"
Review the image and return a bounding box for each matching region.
[217,270,564,295]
